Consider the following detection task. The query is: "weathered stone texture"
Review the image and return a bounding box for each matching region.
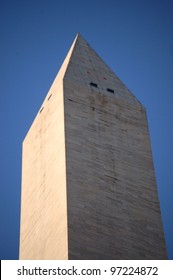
[20,34,167,259]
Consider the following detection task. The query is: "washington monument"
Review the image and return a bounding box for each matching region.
[20,34,167,259]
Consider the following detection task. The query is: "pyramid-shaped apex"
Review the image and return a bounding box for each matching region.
[74,32,85,41]
[51,33,142,107]
[74,32,90,43]
[61,33,142,107]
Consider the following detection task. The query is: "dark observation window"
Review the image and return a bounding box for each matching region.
[40,107,44,113]
[90,82,98,88]
[47,94,52,101]
[107,88,114,93]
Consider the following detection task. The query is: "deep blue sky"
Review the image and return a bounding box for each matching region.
[0,0,172,259]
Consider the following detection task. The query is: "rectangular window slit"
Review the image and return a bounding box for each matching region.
[40,107,44,113]
[90,82,98,88]
[107,88,114,93]
[47,94,52,101]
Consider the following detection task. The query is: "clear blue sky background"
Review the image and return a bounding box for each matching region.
[0,0,172,259]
